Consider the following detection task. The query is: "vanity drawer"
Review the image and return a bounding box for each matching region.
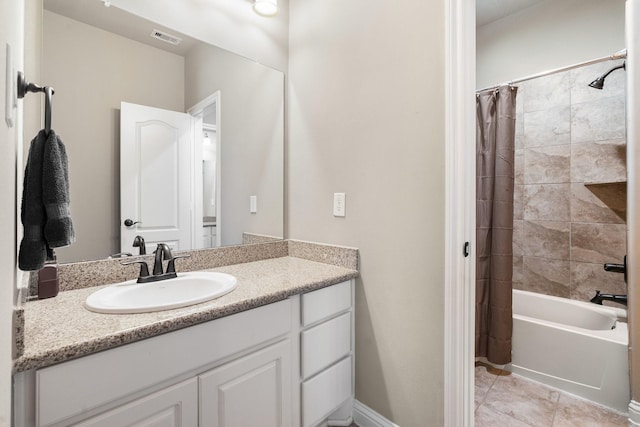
[301,312,351,379]
[301,281,351,326]
[302,356,352,427]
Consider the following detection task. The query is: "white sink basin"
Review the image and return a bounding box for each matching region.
[85,272,237,314]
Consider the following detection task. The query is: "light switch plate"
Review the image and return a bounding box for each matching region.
[250,195,257,213]
[333,193,346,217]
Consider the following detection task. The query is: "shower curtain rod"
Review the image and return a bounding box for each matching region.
[477,48,627,93]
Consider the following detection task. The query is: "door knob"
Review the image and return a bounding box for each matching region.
[124,219,141,227]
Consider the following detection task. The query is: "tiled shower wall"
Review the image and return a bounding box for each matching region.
[512,59,627,301]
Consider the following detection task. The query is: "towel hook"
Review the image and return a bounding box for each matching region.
[17,71,55,134]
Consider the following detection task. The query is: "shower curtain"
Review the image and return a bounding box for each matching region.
[475,85,517,365]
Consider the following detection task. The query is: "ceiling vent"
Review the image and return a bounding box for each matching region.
[150,29,182,46]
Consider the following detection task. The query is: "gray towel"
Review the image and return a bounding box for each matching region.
[19,130,75,271]
[43,130,74,248]
[19,131,48,271]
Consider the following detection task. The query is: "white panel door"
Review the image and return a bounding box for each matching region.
[121,102,192,254]
[71,378,198,427]
[199,340,292,427]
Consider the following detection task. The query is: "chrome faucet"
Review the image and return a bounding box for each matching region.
[122,243,190,283]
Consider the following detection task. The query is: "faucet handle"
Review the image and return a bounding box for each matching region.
[166,254,191,274]
[121,260,150,279]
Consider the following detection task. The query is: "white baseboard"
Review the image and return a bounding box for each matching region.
[353,400,399,427]
[327,418,353,427]
[629,400,640,426]
[327,397,354,426]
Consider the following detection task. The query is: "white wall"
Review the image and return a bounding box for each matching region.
[185,43,284,245]
[23,0,42,155]
[288,0,446,424]
[477,0,626,88]
[110,0,289,72]
[43,11,185,262]
[0,0,23,423]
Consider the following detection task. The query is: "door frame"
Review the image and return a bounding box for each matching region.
[443,0,475,425]
[188,91,222,248]
[626,0,640,423]
[443,0,640,425]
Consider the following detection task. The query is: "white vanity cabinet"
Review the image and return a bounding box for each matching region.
[13,280,354,427]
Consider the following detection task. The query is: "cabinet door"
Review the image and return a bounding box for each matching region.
[199,340,292,427]
[72,378,197,427]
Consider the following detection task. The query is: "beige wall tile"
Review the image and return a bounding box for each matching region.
[516,86,525,115]
[514,66,627,304]
[524,184,570,221]
[570,140,626,183]
[522,256,571,297]
[522,220,570,260]
[512,255,523,288]
[571,96,626,143]
[570,261,626,301]
[522,72,571,113]
[514,185,524,220]
[571,223,626,264]
[524,145,570,184]
[515,113,524,150]
[515,149,524,185]
[570,183,625,224]
[513,220,524,256]
[570,59,625,105]
[524,107,571,148]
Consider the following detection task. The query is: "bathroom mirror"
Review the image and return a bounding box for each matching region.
[38,0,284,263]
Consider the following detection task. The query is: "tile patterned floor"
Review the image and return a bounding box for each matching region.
[475,363,628,427]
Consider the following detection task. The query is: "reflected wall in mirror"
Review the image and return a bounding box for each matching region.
[39,0,284,263]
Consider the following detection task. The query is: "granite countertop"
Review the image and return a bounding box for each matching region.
[14,256,358,373]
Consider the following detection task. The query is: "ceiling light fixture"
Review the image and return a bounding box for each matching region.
[253,0,278,17]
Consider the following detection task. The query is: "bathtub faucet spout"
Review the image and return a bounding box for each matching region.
[590,290,627,306]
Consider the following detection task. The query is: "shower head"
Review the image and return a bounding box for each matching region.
[588,62,626,90]
[588,76,605,90]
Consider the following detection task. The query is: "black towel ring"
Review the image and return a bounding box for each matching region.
[44,86,53,134]
[16,71,55,134]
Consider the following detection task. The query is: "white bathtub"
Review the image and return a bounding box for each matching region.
[507,290,629,412]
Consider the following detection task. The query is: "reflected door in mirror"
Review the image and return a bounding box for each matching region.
[120,102,192,254]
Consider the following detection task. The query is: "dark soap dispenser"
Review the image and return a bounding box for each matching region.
[37,262,59,299]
